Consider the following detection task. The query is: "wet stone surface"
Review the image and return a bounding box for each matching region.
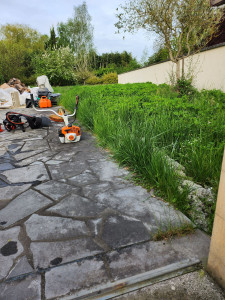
[0,227,24,280]
[0,108,211,299]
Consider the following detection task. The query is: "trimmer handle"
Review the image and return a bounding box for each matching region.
[75,95,79,110]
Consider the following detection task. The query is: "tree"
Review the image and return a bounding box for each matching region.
[0,24,47,83]
[45,27,57,50]
[57,1,94,55]
[115,0,223,81]
[57,2,94,84]
[147,47,170,66]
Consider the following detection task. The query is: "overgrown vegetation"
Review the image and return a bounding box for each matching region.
[56,82,225,233]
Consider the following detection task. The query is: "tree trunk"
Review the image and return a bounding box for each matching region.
[176,60,180,81]
[182,58,185,78]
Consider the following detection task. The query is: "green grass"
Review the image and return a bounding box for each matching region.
[55,83,225,232]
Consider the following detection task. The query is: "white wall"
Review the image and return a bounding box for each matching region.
[118,45,225,92]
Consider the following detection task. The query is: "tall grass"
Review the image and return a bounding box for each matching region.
[55,83,225,232]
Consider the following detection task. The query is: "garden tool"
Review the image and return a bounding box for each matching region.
[30,94,81,143]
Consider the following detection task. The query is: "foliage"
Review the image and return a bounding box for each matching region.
[175,77,198,99]
[33,47,77,86]
[56,82,225,232]
[92,51,141,74]
[45,27,57,50]
[146,48,170,66]
[0,24,47,81]
[116,0,223,80]
[57,1,93,55]
[102,73,118,84]
[85,75,103,85]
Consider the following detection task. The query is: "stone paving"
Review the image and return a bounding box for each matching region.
[0,108,211,299]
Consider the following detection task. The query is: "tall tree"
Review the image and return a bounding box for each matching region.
[115,0,223,80]
[57,1,94,55]
[45,27,57,50]
[57,1,94,84]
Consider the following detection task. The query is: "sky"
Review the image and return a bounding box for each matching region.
[0,0,155,61]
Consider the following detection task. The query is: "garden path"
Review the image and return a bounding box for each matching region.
[0,108,210,299]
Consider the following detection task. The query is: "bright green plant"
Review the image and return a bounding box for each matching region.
[85,75,103,85]
[33,47,77,86]
[102,73,118,84]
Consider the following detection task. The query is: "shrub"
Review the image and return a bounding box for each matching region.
[102,72,118,84]
[175,77,198,98]
[86,75,103,85]
[33,47,77,86]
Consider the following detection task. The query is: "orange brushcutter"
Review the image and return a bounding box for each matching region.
[30,94,81,143]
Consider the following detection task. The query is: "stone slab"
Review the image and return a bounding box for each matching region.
[7,143,24,154]
[13,150,44,161]
[169,229,210,265]
[99,215,151,249]
[82,182,112,199]
[107,240,185,281]
[47,194,106,218]
[95,187,190,229]
[0,190,52,227]
[0,274,41,300]
[0,184,31,201]
[25,214,88,241]
[0,227,24,280]
[53,150,78,161]
[15,151,53,167]
[88,158,129,181]
[31,238,103,269]
[21,139,49,151]
[34,180,74,201]
[1,164,49,183]
[48,160,88,180]
[45,258,109,299]
[67,170,99,186]
[0,163,14,172]
[7,256,33,279]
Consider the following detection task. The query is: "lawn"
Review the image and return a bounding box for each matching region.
[55,83,225,232]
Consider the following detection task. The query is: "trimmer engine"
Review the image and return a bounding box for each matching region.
[58,125,81,143]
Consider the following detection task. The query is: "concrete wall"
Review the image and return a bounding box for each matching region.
[208,149,225,289]
[118,45,225,92]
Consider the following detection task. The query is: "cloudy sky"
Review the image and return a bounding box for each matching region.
[0,0,155,61]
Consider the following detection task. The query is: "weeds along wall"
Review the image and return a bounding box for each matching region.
[118,45,225,92]
[56,82,225,233]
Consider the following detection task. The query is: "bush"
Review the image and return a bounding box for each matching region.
[85,75,103,85]
[102,72,118,84]
[175,77,198,99]
[33,47,77,86]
